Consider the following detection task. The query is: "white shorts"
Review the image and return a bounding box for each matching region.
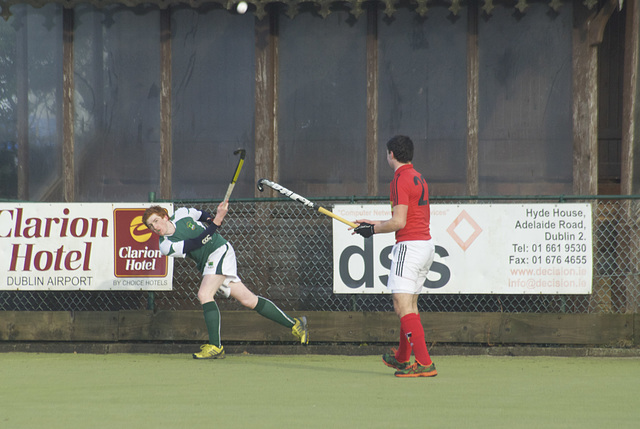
[387,240,435,294]
[202,243,241,298]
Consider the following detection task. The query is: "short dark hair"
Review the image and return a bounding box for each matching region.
[386,135,414,163]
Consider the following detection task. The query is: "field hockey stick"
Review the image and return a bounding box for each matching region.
[223,148,246,201]
[257,178,358,228]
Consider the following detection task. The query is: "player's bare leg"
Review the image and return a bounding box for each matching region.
[227,281,259,308]
[198,273,225,304]
[393,293,419,318]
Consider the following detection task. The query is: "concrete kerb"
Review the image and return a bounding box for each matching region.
[1,342,640,358]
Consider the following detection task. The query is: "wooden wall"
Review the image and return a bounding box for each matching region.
[1,311,636,347]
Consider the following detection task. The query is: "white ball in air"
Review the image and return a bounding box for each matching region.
[236,1,248,14]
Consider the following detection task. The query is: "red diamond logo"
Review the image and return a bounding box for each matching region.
[446,210,483,251]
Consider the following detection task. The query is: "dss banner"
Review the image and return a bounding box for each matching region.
[0,203,173,291]
[332,204,592,295]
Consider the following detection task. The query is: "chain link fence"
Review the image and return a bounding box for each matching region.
[2,196,640,314]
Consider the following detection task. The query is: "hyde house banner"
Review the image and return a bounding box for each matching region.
[332,203,593,295]
[0,203,173,291]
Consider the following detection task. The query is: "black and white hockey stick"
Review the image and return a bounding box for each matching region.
[257,178,357,228]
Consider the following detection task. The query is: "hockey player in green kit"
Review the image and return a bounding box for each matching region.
[143,201,309,359]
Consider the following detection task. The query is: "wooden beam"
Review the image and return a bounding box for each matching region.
[16,9,28,200]
[572,2,599,195]
[588,0,618,46]
[1,311,635,347]
[571,0,618,196]
[466,1,479,196]
[366,4,378,196]
[635,308,640,346]
[620,0,640,314]
[159,9,172,199]
[255,10,279,197]
[62,8,75,202]
[621,0,640,195]
[0,311,118,341]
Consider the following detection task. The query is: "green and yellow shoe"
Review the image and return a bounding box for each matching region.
[192,344,225,359]
[394,362,437,378]
[292,316,309,345]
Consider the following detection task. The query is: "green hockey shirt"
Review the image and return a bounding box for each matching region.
[158,207,227,273]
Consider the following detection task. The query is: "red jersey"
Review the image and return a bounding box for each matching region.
[390,164,431,243]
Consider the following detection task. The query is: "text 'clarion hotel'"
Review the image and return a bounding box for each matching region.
[0,207,109,272]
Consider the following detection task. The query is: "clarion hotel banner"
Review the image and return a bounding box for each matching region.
[0,203,173,291]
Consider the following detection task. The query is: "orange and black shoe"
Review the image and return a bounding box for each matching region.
[394,362,437,378]
[382,351,410,370]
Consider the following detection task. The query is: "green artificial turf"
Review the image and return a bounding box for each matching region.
[1,353,638,428]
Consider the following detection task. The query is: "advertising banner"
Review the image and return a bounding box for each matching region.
[0,203,173,291]
[332,203,592,294]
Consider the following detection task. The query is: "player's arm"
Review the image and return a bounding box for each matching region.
[354,205,407,237]
[182,223,219,253]
[192,201,228,226]
[198,211,214,225]
[162,223,220,257]
[182,202,228,253]
[164,202,229,256]
[372,204,407,234]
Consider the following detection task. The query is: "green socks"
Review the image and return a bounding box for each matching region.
[204,297,293,346]
[202,301,221,347]
[254,296,295,329]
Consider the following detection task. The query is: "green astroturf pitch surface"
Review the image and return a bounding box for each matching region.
[1,353,639,429]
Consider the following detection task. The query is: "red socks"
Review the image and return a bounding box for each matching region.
[396,324,411,363]
[396,313,432,366]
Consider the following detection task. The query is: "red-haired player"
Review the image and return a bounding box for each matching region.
[143,201,308,359]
